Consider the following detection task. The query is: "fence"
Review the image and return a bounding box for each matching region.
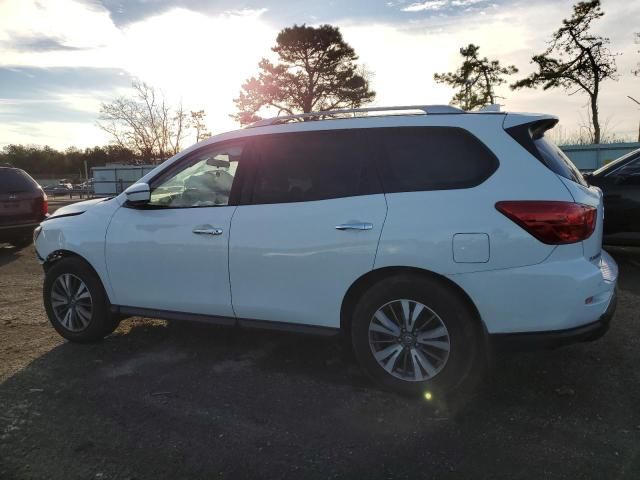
[91,165,155,196]
[560,142,640,172]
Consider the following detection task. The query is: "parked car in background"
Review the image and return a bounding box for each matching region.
[0,166,48,247]
[584,148,640,246]
[44,181,73,197]
[34,105,617,397]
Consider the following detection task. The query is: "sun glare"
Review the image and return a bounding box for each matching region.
[118,8,276,133]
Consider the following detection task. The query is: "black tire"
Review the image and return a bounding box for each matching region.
[43,257,120,342]
[351,274,486,398]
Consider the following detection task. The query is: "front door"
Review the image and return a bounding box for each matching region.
[105,140,248,316]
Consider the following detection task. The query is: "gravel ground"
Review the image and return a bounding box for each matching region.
[1,235,639,479]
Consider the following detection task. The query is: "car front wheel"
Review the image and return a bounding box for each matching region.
[43,257,120,342]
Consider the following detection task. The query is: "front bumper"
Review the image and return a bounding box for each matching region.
[491,287,617,350]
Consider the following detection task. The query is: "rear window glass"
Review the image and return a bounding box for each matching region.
[378,127,499,193]
[0,168,38,194]
[534,137,587,186]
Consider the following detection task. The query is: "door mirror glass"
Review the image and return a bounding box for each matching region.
[124,183,151,204]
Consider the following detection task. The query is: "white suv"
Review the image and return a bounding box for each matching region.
[35,105,618,396]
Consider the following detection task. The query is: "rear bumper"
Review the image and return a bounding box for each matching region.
[491,287,617,350]
[0,222,39,240]
[451,246,618,336]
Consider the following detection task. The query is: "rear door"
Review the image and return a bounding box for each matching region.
[228,129,387,328]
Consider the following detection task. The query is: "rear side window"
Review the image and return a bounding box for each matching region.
[534,137,587,186]
[506,120,587,186]
[0,168,38,194]
[249,130,379,204]
[377,127,499,193]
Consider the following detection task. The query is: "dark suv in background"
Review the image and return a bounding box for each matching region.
[0,166,48,248]
[584,148,640,246]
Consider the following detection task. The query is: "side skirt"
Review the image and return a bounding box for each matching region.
[111,305,340,337]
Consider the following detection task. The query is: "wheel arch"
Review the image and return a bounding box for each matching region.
[43,249,88,272]
[43,249,116,304]
[340,266,488,337]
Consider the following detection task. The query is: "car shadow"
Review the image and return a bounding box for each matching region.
[1,308,639,479]
[0,244,23,267]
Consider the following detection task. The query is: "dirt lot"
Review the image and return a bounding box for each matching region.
[1,232,639,479]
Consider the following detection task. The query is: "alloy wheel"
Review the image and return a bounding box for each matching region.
[50,273,93,332]
[368,299,450,382]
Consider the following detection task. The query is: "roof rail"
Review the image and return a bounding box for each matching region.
[478,104,501,113]
[246,104,464,128]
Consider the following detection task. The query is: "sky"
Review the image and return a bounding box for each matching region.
[0,0,639,149]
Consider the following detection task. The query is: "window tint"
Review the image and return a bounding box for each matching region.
[148,141,246,208]
[534,137,587,186]
[0,168,38,194]
[593,150,639,176]
[249,130,377,204]
[614,156,640,176]
[378,127,498,193]
[613,157,640,185]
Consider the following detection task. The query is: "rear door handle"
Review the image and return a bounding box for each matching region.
[193,226,223,236]
[335,222,373,231]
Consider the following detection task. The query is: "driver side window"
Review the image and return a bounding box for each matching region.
[149,141,246,208]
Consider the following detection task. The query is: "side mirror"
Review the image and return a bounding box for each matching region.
[124,182,151,204]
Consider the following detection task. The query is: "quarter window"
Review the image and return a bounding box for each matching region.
[379,127,498,193]
[249,130,377,204]
[148,142,246,208]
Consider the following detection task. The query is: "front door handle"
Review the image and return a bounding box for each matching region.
[193,226,223,236]
[335,222,373,231]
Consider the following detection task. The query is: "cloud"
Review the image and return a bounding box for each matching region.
[0,66,133,97]
[401,0,488,13]
[402,1,449,12]
[8,35,86,52]
[0,98,98,123]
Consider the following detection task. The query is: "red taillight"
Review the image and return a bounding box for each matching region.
[39,194,48,219]
[495,201,596,245]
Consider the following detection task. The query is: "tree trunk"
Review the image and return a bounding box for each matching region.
[590,95,600,144]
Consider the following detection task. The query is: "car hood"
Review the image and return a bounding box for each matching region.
[48,198,110,218]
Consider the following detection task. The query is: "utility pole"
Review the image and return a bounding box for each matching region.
[628,96,640,142]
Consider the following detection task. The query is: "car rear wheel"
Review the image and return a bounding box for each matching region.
[43,257,120,342]
[351,274,486,398]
